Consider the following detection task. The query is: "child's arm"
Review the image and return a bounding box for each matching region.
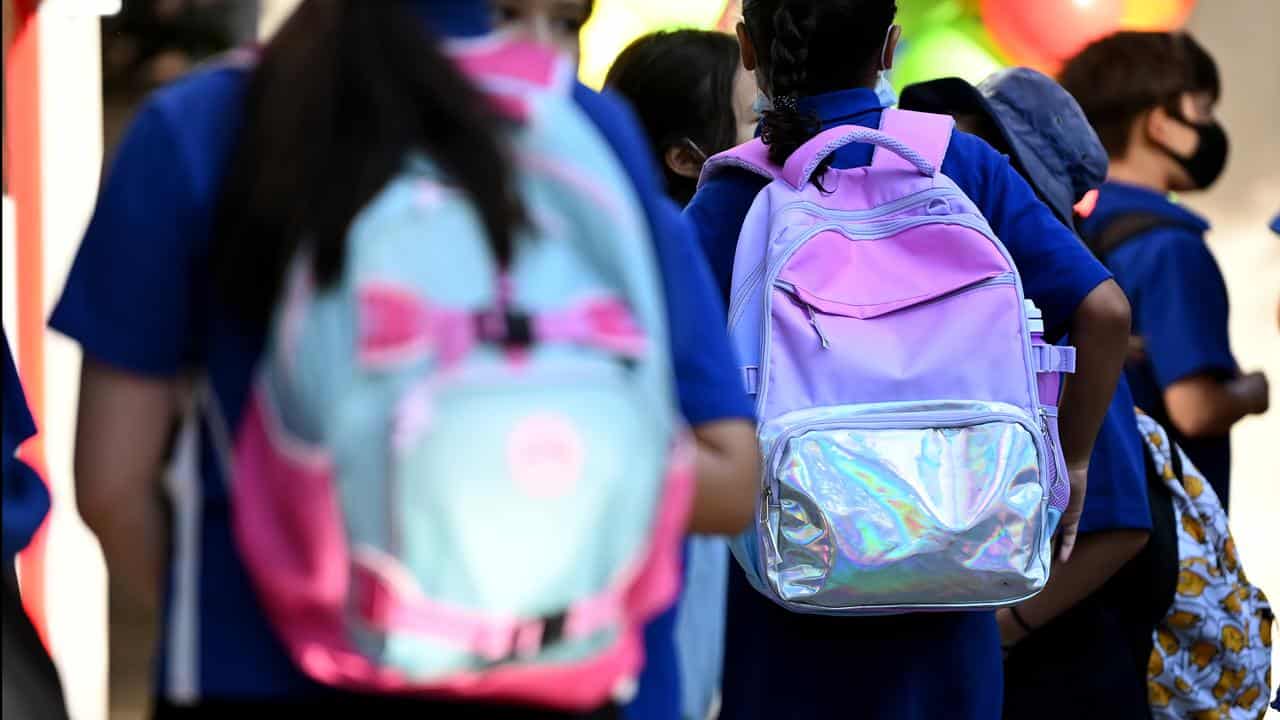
[1164,372,1269,438]
[72,358,180,612]
[1055,281,1133,561]
[996,529,1150,646]
[689,420,761,535]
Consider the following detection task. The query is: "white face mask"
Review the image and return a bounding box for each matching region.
[752,90,773,116]
[874,71,897,108]
[874,24,898,107]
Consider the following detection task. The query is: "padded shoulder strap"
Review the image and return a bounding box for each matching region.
[1082,212,1180,261]
[697,139,781,189]
[872,109,954,176]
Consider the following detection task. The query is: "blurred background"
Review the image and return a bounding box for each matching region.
[3,1,1276,718]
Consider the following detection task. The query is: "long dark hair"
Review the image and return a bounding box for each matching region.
[211,0,525,326]
[743,0,897,165]
[605,30,742,205]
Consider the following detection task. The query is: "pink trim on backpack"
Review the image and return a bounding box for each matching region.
[246,432,693,710]
[450,37,575,122]
[230,386,351,649]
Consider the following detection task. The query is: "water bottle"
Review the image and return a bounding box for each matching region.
[1025,299,1060,407]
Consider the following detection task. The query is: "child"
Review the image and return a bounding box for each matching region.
[492,0,594,59]
[606,30,760,720]
[606,30,759,206]
[902,68,1177,720]
[685,1,1132,718]
[51,1,756,717]
[1062,32,1269,509]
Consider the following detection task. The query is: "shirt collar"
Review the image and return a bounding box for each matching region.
[799,88,887,127]
[1091,181,1211,233]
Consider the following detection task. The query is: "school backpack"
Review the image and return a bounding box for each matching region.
[1137,413,1273,720]
[699,109,1075,614]
[219,39,692,710]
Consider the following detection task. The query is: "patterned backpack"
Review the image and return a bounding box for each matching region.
[1138,413,1273,720]
[220,40,692,710]
[699,109,1075,615]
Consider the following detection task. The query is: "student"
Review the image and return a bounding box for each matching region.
[1062,32,1269,509]
[51,1,756,717]
[492,0,594,59]
[606,30,758,206]
[685,1,1132,718]
[2,333,70,720]
[605,30,759,720]
[903,68,1177,720]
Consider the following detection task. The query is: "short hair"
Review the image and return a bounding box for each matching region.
[1060,31,1220,158]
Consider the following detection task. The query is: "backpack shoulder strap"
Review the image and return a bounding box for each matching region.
[698,139,781,188]
[872,109,954,176]
[1083,212,1179,260]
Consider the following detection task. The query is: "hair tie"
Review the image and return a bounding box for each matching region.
[773,94,799,113]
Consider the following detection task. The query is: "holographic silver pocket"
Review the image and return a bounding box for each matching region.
[753,400,1051,615]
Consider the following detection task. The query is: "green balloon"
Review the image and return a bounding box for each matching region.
[891,21,1006,93]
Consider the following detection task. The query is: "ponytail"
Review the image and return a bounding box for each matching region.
[212,0,525,327]
[744,0,898,166]
[760,1,820,165]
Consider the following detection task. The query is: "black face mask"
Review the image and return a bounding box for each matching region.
[1162,114,1230,190]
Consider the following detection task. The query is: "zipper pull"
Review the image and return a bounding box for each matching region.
[806,304,830,349]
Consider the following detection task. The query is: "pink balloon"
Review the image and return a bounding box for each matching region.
[982,0,1125,73]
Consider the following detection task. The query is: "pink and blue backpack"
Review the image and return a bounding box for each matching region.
[217,40,692,710]
[701,109,1075,615]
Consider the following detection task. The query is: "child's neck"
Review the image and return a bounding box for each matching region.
[1107,151,1173,194]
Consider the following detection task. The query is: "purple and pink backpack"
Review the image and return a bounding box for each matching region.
[702,108,1076,615]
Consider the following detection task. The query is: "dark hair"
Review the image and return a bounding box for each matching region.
[743,0,897,165]
[1060,31,1220,158]
[211,0,525,326]
[605,30,742,205]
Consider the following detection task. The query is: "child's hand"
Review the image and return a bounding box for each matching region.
[1237,371,1269,415]
[1057,463,1088,562]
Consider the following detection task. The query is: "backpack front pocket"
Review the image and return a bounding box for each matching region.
[756,400,1051,614]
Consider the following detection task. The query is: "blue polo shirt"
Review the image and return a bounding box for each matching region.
[3,333,49,562]
[686,87,1113,720]
[49,45,749,719]
[1080,182,1237,506]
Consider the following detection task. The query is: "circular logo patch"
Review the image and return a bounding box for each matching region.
[507,413,585,499]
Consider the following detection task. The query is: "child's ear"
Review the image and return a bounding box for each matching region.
[737,22,757,72]
[664,144,705,181]
[883,25,902,71]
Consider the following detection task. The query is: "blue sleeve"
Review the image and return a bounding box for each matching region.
[942,132,1112,335]
[1078,379,1152,534]
[49,101,198,377]
[2,333,49,560]
[684,171,770,304]
[1114,231,1237,389]
[574,85,752,425]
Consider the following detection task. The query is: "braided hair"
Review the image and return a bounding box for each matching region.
[743,0,898,166]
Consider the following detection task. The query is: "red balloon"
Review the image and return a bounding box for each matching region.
[982,0,1125,73]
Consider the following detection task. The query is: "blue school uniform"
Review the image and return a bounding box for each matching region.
[1080,182,1237,506]
[2,333,49,562]
[686,87,1112,720]
[49,14,749,718]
